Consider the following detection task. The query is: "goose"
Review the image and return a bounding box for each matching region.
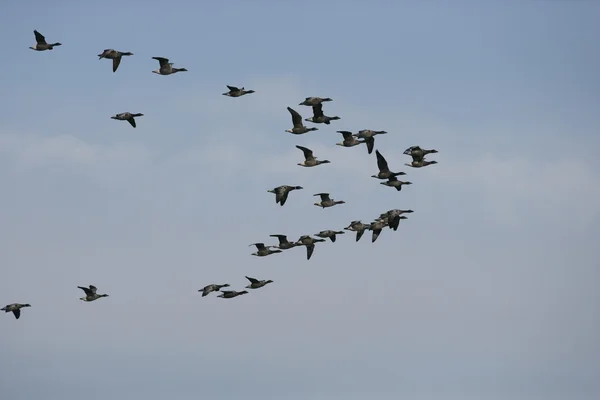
[29,30,61,51]
[111,112,143,128]
[296,145,330,167]
[299,97,333,106]
[314,230,345,243]
[379,209,413,230]
[353,130,387,154]
[380,176,413,191]
[78,285,109,302]
[369,219,387,243]
[405,160,438,168]
[222,85,255,97]
[285,107,318,134]
[269,234,297,250]
[372,150,406,179]
[245,276,274,289]
[1,303,31,320]
[335,131,366,148]
[98,49,133,72]
[249,243,282,257]
[305,104,340,125]
[267,185,303,206]
[295,235,326,260]
[151,57,188,75]
[403,146,438,163]
[218,290,248,299]
[313,193,345,208]
[344,220,370,242]
[199,283,230,297]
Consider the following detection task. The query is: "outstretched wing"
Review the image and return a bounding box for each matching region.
[306,244,315,260]
[375,150,389,172]
[227,85,240,92]
[245,276,259,284]
[312,104,324,118]
[112,57,122,73]
[287,107,302,127]
[12,309,21,319]
[34,30,47,45]
[337,130,353,140]
[365,137,375,154]
[127,117,137,128]
[152,57,170,67]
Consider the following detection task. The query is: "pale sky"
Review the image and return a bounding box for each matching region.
[1,1,599,399]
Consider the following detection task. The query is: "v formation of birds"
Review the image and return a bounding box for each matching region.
[2,30,441,320]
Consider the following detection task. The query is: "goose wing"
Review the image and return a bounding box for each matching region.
[306,244,315,260]
[314,193,331,202]
[152,57,170,67]
[312,104,324,118]
[33,30,47,45]
[375,150,389,172]
[287,107,303,127]
[249,243,266,250]
[112,57,122,72]
[365,137,375,154]
[337,130,353,140]
[245,276,260,284]
[295,145,314,161]
[227,85,240,92]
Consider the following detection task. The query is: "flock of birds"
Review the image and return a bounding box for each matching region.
[2,30,440,319]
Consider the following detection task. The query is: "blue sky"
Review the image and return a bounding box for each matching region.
[1,1,599,399]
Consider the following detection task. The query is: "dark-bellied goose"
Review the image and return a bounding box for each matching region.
[344,220,370,242]
[353,130,387,154]
[222,85,255,97]
[314,230,345,243]
[98,49,133,72]
[380,209,413,230]
[313,193,345,209]
[245,276,274,289]
[151,57,188,75]
[335,131,366,148]
[218,290,248,299]
[267,185,303,206]
[1,303,31,320]
[78,285,109,302]
[373,150,406,179]
[381,176,413,191]
[200,284,230,297]
[29,30,61,51]
[295,235,326,260]
[403,146,439,163]
[111,112,143,128]
[270,234,297,250]
[369,219,388,243]
[405,160,438,168]
[305,104,340,125]
[250,243,282,257]
[285,107,318,134]
[296,145,330,167]
[299,97,333,106]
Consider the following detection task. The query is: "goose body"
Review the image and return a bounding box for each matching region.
[218,290,248,299]
[381,176,412,191]
[267,185,303,206]
[296,145,330,167]
[403,146,439,163]
[98,49,133,72]
[250,243,282,257]
[299,97,333,106]
[111,112,144,128]
[344,220,370,242]
[245,276,274,289]
[29,30,61,51]
[200,284,230,297]
[295,235,326,260]
[222,85,255,97]
[1,303,31,320]
[379,209,413,230]
[314,230,345,243]
[335,131,366,148]
[78,285,109,302]
[151,57,188,75]
[305,104,340,125]
[405,160,438,168]
[373,149,406,179]
[285,107,318,134]
[353,130,387,154]
[313,192,345,208]
[270,234,297,250]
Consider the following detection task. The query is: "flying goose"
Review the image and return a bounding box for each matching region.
[218,290,248,299]
[29,30,61,51]
[403,146,439,163]
[299,97,333,106]
[267,185,303,206]
[305,104,340,125]
[296,145,330,167]
[295,235,326,260]
[222,85,255,97]
[314,230,345,243]
[98,49,134,72]
[335,131,366,148]
[373,150,406,179]
[368,219,387,243]
[353,130,387,154]
[269,234,297,250]
[314,193,345,209]
[380,176,413,191]
[285,107,318,134]
[111,112,144,128]
[78,285,109,302]
[1,303,31,320]
[245,276,274,289]
[379,209,413,230]
[151,57,188,75]
[344,220,370,242]
[249,243,282,257]
[199,284,230,297]
[405,160,438,168]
